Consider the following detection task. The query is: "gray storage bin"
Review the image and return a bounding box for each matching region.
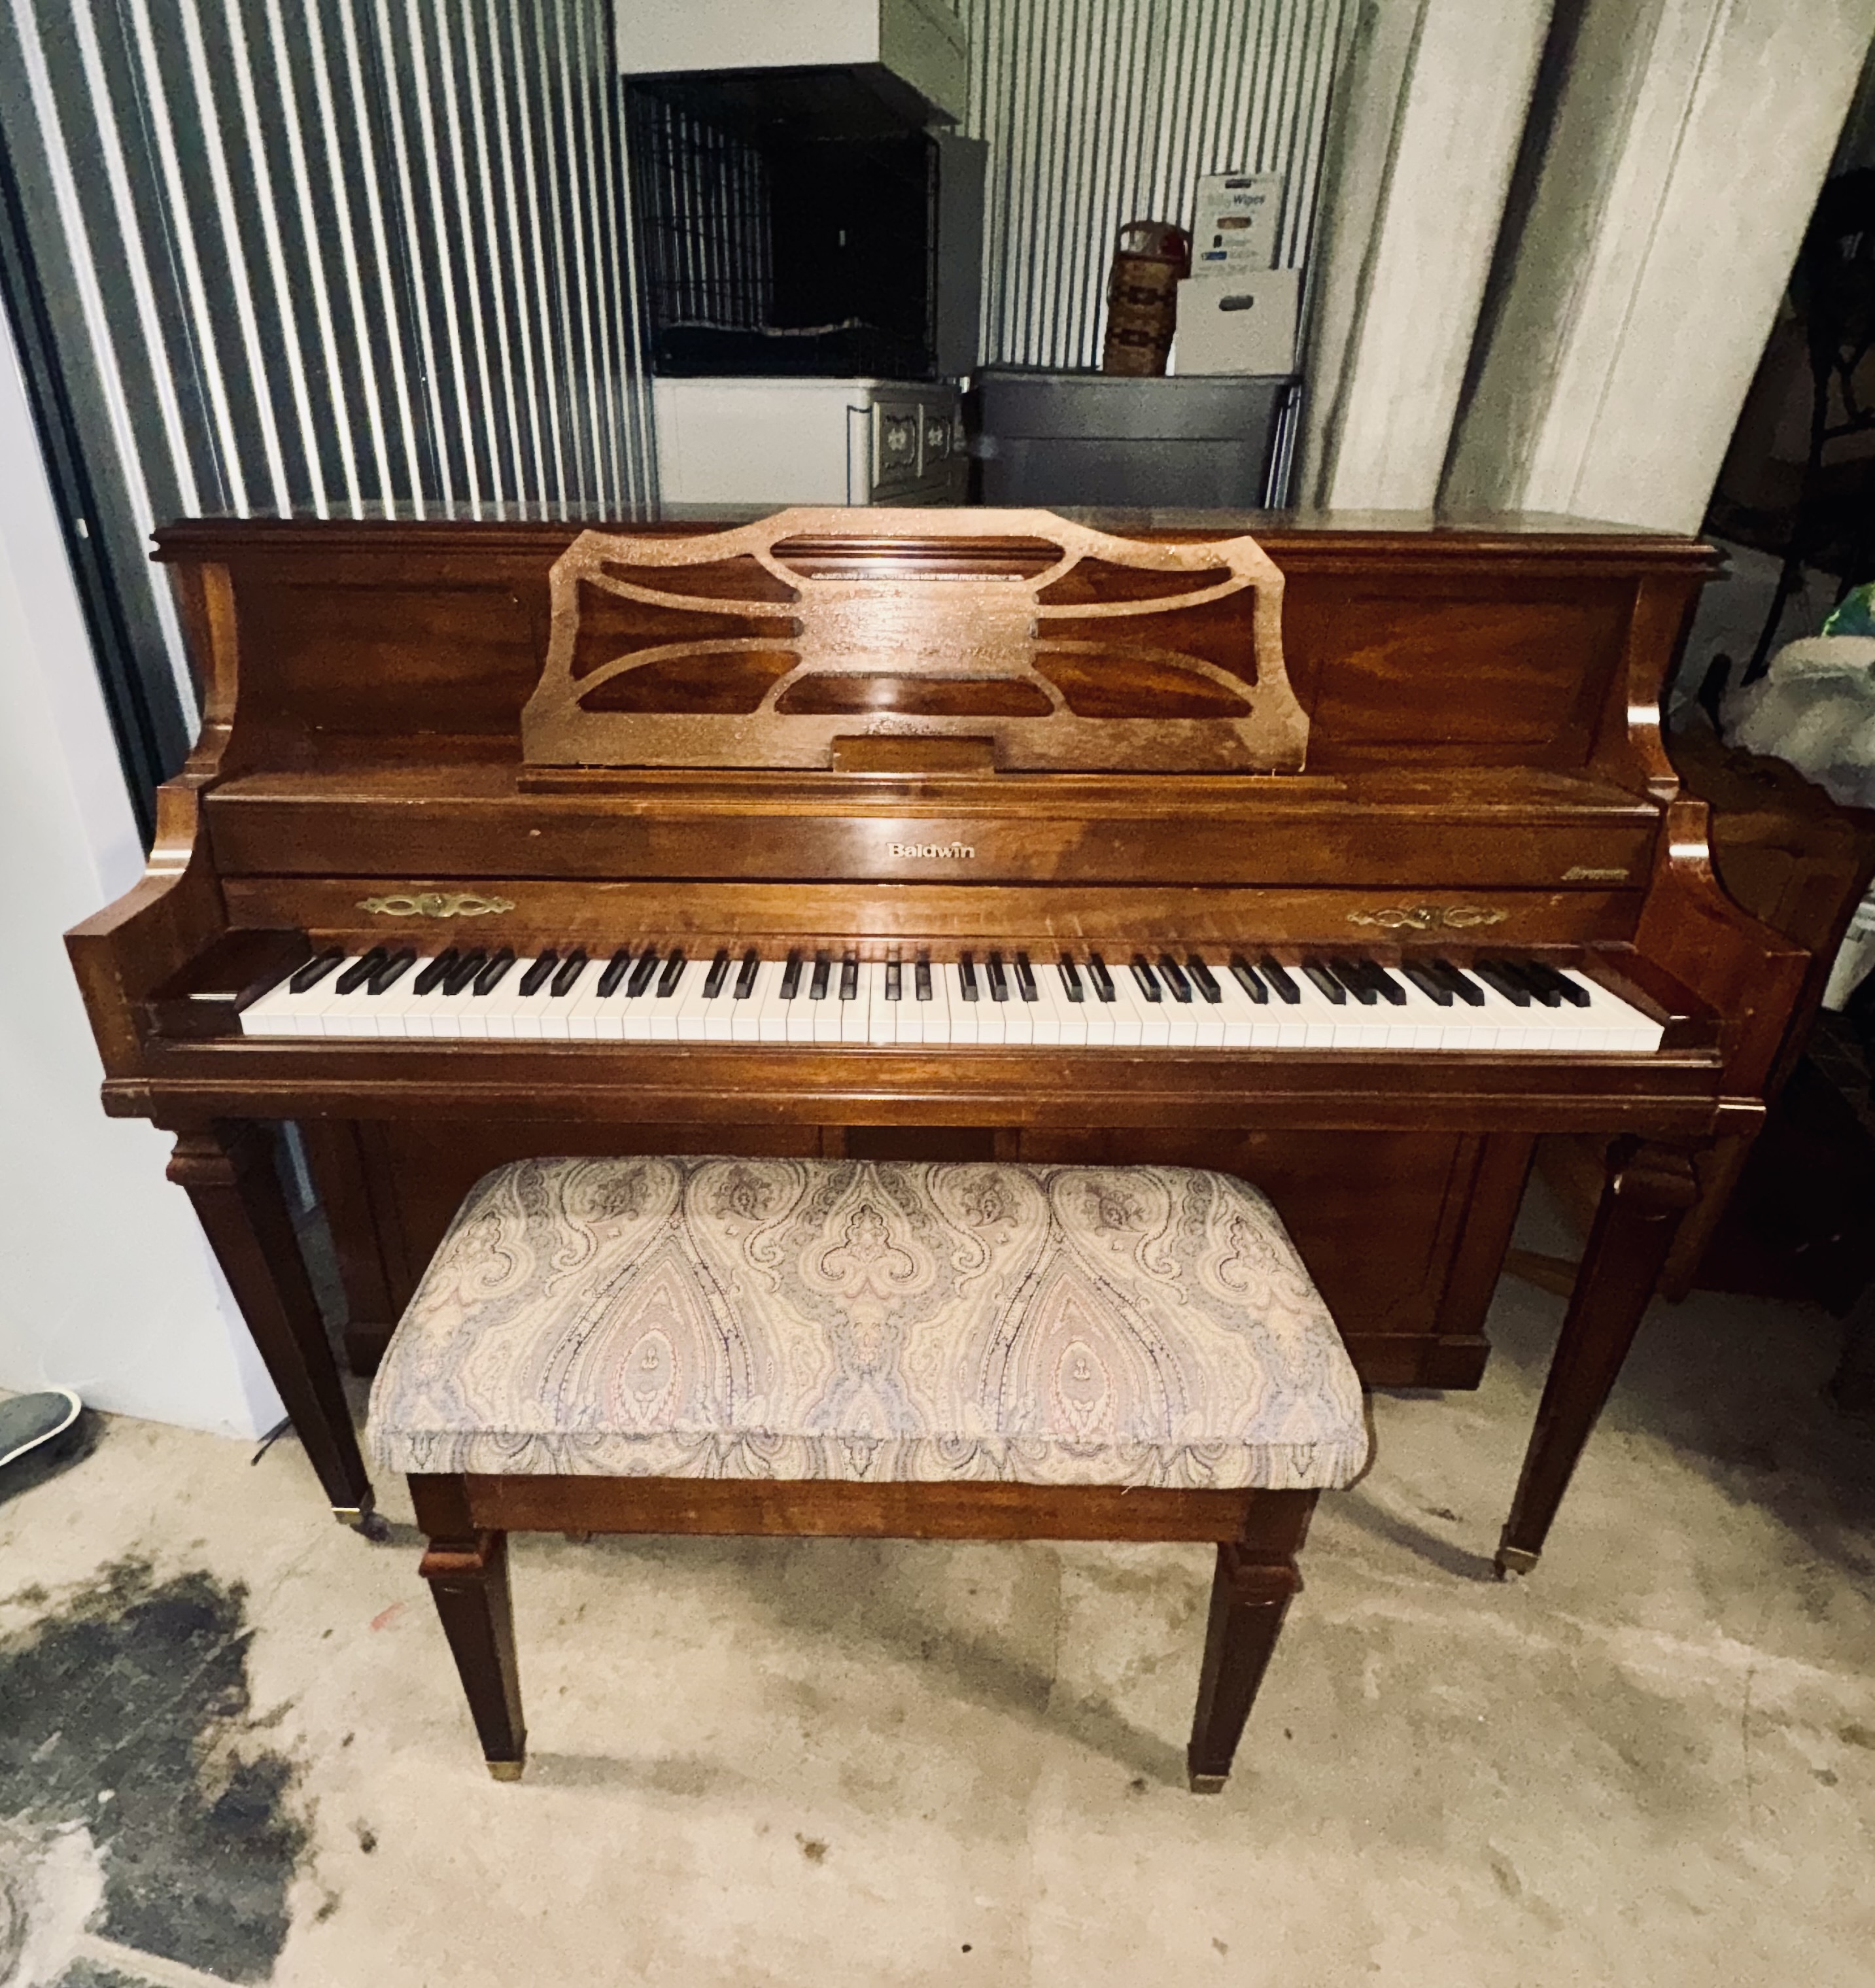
[974,368,1298,508]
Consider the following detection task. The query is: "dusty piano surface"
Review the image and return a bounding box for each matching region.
[66,506,1807,1569]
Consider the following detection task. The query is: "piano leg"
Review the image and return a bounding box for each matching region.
[1495,1136,1700,1577]
[169,1121,383,1535]
[1186,1490,1315,1792]
[412,1474,526,1780]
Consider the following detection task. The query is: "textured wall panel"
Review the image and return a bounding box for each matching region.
[958,0,1347,369]
[0,0,653,759]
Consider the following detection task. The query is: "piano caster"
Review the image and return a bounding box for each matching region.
[334,1500,392,1543]
[1493,1538,1540,1580]
[1187,1772,1229,1796]
[486,1757,525,1783]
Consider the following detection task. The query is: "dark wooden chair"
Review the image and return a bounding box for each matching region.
[368,1156,1368,1792]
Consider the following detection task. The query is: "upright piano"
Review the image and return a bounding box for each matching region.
[66,507,1808,1570]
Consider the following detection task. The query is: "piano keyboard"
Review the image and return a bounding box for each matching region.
[240,945,1664,1053]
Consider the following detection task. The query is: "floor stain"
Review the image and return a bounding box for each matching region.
[0,1558,308,1984]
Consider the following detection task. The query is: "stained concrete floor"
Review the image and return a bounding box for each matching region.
[3,1230,1874,1988]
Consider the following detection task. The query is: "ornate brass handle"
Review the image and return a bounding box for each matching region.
[1345,905,1507,933]
[357,892,515,920]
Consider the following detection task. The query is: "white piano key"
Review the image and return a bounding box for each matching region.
[641,956,691,1041]
[910,957,948,1046]
[948,960,982,1045]
[735,958,784,1044]
[1031,962,1075,1047]
[241,962,335,1037]
[780,959,816,1044]
[562,964,618,1041]
[702,956,746,1041]
[673,959,721,1041]
[838,960,872,1045]
[995,958,1033,1045]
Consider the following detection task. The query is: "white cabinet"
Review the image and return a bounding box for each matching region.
[614,0,967,122]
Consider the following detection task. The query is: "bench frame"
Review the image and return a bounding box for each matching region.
[409,1471,1321,1793]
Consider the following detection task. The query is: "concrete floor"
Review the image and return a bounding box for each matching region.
[3,1234,1874,1988]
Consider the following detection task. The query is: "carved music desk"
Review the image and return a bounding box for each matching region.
[65,506,1807,1571]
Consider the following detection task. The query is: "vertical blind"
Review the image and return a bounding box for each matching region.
[957,0,1348,370]
[0,0,653,776]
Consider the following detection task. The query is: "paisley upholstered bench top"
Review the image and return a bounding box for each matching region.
[368,1157,1368,1491]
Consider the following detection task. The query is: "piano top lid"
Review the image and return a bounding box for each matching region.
[150,504,1719,565]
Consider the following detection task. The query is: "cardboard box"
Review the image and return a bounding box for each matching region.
[1191,171,1283,275]
[1172,270,1300,375]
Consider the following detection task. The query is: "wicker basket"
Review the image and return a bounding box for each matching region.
[1101,221,1191,377]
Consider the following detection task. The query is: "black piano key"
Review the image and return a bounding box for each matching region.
[1332,959,1379,1005]
[836,950,857,1000]
[1301,962,1348,1005]
[1014,951,1039,1002]
[958,951,980,1001]
[1088,952,1116,1002]
[1156,953,1193,1002]
[1059,952,1086,1002]
[597,947,634,997]
[519,950,559,996]
[290,948,344,994]
[734,948,761,998]
[551,949,589,996]
[1400,959,1454,1007]
[1471,960,1531,1007]
[1429,958,1487,1007]
[1528,960,1592,1007]
[335,947,389,996]
[809,949,831,1000]
[1347,957,1396,1004]
[1502,958,1562,1007]
[441,950,488,996]
[1368,964,1408,1007]
[626,947,661,998]
[655,948,687,997]
[414,949,460,996]
[1130,954,1163,1002]
[914,951,933,1001]
[368,949,417,994]
[702,948,731,998]
[1186,954,1222,1003]
[1228,953,1268,1003]
[1258,955,1302,1004]
[780,949,803,1000]
[884,955,903,1002]
[472,948,517,996]
[987,950,1010,1002]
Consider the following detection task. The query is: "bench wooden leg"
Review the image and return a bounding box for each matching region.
[413,1476,526,1779]
[1186,1489,1316,1793]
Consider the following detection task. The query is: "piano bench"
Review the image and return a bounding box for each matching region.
[367,1156,1368,1792]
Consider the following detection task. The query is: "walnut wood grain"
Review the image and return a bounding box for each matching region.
[524,510,1309,774]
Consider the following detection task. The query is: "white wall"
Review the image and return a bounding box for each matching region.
[0,311,281,1439]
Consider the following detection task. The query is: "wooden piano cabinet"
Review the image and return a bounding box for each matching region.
[62,510,1802,1576]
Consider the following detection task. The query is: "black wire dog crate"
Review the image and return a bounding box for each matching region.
[625,75,982,380]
